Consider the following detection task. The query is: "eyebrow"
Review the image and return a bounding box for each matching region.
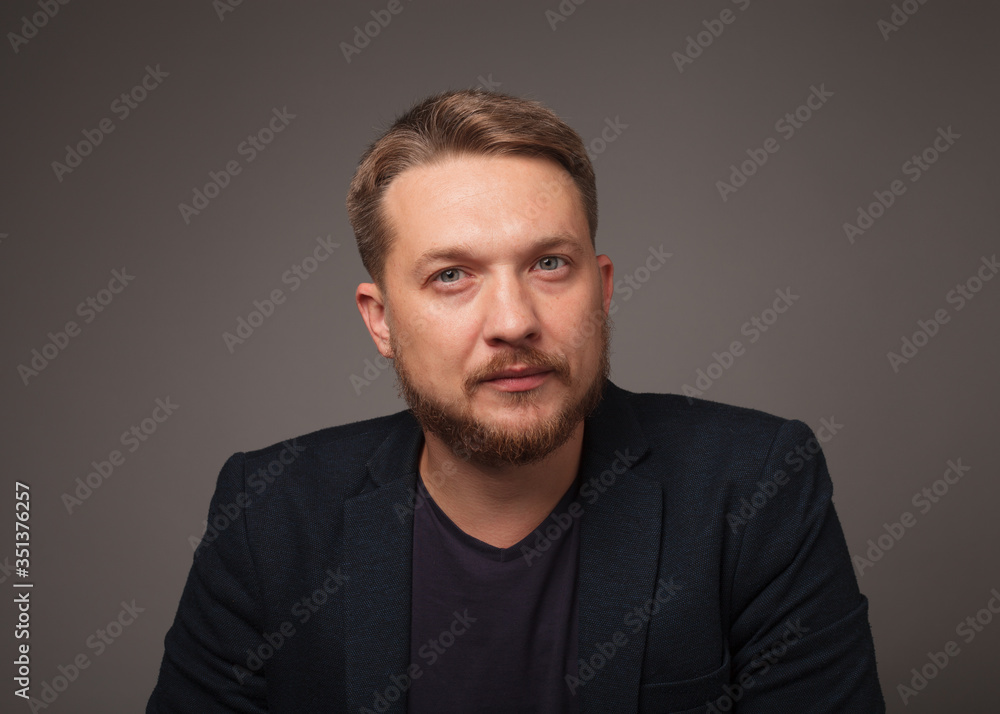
[410,234,587,279]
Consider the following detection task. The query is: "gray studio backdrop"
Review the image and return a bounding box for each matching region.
[2,1,998,711]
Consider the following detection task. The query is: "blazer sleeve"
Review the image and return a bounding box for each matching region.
[726,419,886,713]
[146,452,270,713]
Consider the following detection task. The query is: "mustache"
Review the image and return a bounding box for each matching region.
[465,348,571,392]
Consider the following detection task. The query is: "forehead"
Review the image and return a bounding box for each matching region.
[381,153,590,267]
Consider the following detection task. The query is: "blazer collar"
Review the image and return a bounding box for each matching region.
[343,380,663,713]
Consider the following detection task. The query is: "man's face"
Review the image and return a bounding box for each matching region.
[359,153,614,468]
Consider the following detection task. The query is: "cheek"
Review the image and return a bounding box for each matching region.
[405,311,477,366]
[554,307,604,358]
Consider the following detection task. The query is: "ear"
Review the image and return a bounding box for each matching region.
[596,254,614,315]
[356,282,394,358]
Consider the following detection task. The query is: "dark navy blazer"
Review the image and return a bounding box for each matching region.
[147,380,885,713]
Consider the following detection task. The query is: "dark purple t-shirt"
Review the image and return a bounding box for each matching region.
[407,470,582,713]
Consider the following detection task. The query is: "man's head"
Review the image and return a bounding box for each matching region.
[349,90,614,468]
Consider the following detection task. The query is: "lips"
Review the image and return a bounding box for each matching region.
[482,366,553,393]
[484,366,551,381]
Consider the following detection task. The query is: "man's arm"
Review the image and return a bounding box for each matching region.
[147,452,270,713]
[727,419,885,712]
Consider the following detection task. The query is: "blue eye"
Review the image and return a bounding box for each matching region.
[434,257,566,284]
[436,268,464,283]
[537,256,566,271]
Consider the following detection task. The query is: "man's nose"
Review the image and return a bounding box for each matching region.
[481,273,541,346]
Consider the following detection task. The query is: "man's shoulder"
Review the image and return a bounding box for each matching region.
[617,384,790,442]
[612,385,830,518]
[609,384,818,488]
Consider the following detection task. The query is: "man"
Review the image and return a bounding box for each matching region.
[147,90,885,712]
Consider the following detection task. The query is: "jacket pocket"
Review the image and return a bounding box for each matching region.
[638,646,730,713]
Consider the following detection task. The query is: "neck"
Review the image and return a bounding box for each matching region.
[418,421,585,549]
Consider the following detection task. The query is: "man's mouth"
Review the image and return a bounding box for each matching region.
[483,366,553,392]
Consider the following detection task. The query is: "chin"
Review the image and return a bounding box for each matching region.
[477,386,570,418]
[478,378,558,400]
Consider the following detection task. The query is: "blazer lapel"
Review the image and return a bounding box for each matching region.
[343,412,424,714]
[576,382,663,714]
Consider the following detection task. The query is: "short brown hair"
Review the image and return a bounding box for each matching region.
[346,89,597,293]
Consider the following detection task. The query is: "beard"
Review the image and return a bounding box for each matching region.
[390,312,612,469]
